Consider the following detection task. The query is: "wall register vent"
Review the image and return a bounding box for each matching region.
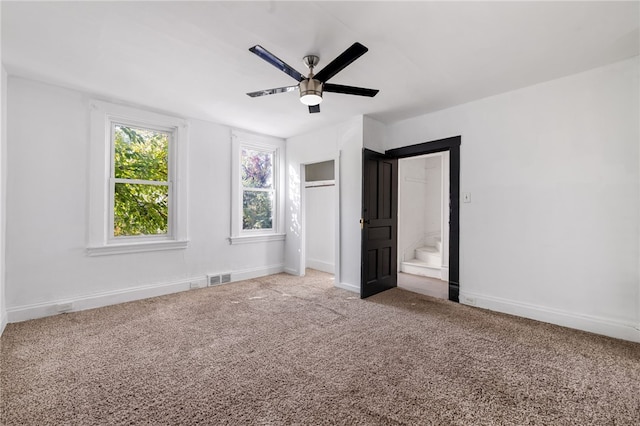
[207,273,232,286]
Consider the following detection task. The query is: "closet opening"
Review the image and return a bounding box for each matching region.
[304,160,336,276]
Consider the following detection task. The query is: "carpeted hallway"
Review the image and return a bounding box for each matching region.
[1,270,639,425]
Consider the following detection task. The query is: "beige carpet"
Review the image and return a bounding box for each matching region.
[1,270,639,425]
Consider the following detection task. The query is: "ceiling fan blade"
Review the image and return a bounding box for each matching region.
[247,85,298,98]
[314,42,368,83]
[249,45,305,82]
[308,105,320,113]
[323,83,379,97]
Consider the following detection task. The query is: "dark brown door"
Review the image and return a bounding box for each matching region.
[361,149,398,298]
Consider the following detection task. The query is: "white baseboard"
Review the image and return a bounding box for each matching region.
[306,258,335,274]
[7,263,285,324]
[284,267,299,276]
[231,263,284,282]
[440,266,449,281]
[460,291,640,343]
[335,281,359,294]
[1,310,7,336]
[7,277,202,323]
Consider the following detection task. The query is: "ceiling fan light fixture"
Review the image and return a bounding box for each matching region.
[299,78,323,106]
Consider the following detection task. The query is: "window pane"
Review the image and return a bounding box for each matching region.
[114,125,169,181]
[114,183,169,236]
[241,148,272,189]
[243,190,273,230]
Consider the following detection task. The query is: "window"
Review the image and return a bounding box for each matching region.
[112,123,171,238]
[88,101,188,255]
[230,131,285,244]
[241,147,275,230]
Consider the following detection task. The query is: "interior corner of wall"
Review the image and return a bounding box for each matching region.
[283,267,299,276]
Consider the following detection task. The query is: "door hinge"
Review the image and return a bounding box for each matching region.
[360,218,364,229]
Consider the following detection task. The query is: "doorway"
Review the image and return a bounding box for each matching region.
[397,152,450,299]
[361,136,461,302]
[304,160,336,274]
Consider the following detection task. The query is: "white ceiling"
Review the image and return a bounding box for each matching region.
[2,1,638,138]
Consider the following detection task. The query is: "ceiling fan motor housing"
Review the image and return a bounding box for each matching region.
[299,78,323,106]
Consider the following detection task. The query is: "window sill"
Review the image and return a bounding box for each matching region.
[228,233,286,245]
[86,240,189,256]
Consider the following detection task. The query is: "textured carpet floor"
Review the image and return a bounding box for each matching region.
[1,270,639,425]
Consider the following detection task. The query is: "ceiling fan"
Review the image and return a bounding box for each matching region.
[246,42,379,113]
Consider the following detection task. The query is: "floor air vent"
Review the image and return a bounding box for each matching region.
[208,273,232,286]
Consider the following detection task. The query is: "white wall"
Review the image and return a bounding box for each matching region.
[441,151,450,278]
[5,76,285,321]
[285,116,363,292]
[423,155,442,236]
[398,155,442,261]
[0,67,7,335]
[399,158,427,259]
[363,116,387,154]
[388,57,640,342]
[305,184,335,273]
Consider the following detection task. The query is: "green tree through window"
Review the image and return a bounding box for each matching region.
[241,148,274,230]
[113,124,170,237]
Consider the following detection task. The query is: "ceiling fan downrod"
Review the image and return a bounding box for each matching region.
[300,55,323,106]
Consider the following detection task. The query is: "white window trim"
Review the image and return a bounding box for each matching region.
[87,101,189,255]
[230,130,285,245]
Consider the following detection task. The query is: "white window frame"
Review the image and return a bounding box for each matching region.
[230,130,285,245]
[87,101,189,255]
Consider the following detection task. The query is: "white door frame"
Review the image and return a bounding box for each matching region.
[299,156,340,283]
